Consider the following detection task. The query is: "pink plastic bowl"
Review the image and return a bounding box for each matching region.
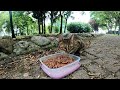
[39,53,80,79]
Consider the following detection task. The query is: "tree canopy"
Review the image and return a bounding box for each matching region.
[90,11,120,31]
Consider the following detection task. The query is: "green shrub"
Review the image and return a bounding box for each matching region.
[54,26,59,33]
[47,25,51,33]
[67,22,92,33]
[47,24,59,33]
[33,32,38,35]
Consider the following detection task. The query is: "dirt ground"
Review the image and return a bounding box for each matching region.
[0,34,120,79]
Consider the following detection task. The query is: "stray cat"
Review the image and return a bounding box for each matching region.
[58,33,91,56]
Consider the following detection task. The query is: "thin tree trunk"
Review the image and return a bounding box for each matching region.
[38,18,41,34]
[114,21,117,34]
[42,19,44,34]
[119,24,120,31]
[64,18,67,33]
[50,18,53,34]
[115,22,117,31]
[60,11,63,34]
[9,11,15,38]
[118,22,120,35]
[107,27,110,32]
[106,24,110,32]
[43,13,46,34]
[51,21,53,33]
[119,20,120,31]
[50,11,53,33]
[19,29,22,35]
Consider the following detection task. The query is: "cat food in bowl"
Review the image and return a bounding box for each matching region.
[39,53,80,79]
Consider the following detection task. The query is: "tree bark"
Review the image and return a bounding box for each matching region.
[64,18,67,33]
[115,21,117,31]
[50,18,53,33]
[106,26,109,32]
[94,24,99,32]
[118,22,120,35]
[42,19,44,34]
[19,29,22,35]
[38,18,41,34]
[119,24,120,31]
[60,11,63,34]
[50,11,53,33]
[9,11,15,38]
[106,23,110,32]
[43,13,46,34]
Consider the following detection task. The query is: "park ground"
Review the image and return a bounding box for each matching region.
[0,34,120,79]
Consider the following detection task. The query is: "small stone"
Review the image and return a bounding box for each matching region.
[31,36,50,46]
[0,52,8,60]
[37,75,40,78]
[23,73,29,77]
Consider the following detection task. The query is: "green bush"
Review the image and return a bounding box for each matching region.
[54,26,59,33]
[47,24,59,33]
[47,25,51,33]
[67,22,92,33]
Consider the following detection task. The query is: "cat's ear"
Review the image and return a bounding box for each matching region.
[58,34,63,41]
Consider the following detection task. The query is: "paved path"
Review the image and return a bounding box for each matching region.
[70,34,120,79]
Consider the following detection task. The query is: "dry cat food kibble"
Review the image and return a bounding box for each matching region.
[43,55,75,69]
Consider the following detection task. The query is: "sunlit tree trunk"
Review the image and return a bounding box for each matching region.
[64,18,67,33]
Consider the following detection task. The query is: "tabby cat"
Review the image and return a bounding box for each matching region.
[58,33,91,56]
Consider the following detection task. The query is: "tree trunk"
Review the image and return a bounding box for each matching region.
[118,22,120,35]
[93,24,99,34]
[43,13,46,34]
[119,24,120,31]
[106,24,110,32]
[9,11,15,38]
[42,19,44,34]
[109,23,113,31]
[19,29,22,35]
[107,28,110,33]
[115,22,117,31]
[64,18,67,33]
[60,11,63,34]
[50,11,53,33]
[38,18,41,34]
[50,17,53,33]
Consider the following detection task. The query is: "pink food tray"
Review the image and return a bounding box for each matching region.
[39,53,81,79]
